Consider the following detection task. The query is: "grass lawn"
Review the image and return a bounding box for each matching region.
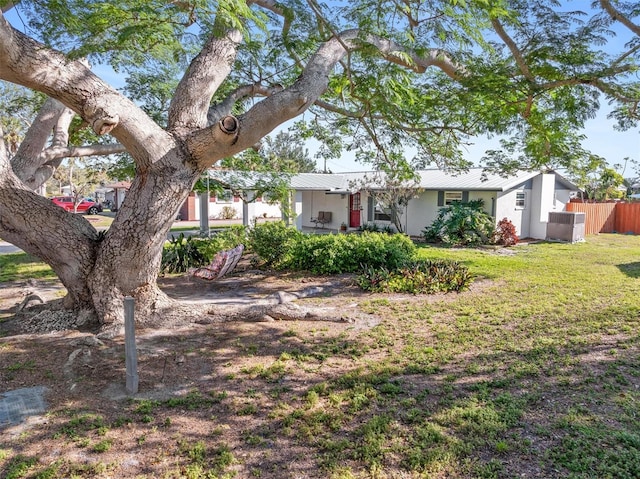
[84,213,115,229]
[0,253,57,282]
[1,234,640,478]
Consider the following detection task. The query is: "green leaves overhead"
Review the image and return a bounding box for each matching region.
[7,0,640,173]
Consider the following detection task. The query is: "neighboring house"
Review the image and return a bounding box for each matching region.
[178,190,281,222]
[289,168,578,239]
[103,181,131,211]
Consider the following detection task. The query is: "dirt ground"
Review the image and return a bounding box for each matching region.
[0,265,400,477]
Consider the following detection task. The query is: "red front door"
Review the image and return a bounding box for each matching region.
[349,193,361,228]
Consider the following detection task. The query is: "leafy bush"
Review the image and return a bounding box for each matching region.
[161,233,207,273]
[247,221,302,267]
[284,232,416,274]
[359,223,396,234]
[423,200,495,246]
[358,259,472,294]
[196,225,248,260]
[218,206,237,220]
[359,223,380,232]
[491,217,519,246]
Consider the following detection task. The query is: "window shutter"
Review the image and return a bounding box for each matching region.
[462,191,469,202]
[437,191,444,207]
[367,196,374,221]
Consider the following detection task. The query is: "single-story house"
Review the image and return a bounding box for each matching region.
[289,168,579,239]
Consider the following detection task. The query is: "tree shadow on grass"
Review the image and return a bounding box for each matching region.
[617,262,640,278]
[3,299,640,479]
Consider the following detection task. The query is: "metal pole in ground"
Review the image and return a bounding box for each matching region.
[124,296,139,394]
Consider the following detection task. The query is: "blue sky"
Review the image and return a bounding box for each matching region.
[317,108,640,174]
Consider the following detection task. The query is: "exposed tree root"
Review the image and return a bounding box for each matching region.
[12,285,365,337]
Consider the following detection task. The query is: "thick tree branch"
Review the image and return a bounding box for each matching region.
[0,125,99,306]
[11,95,127,189]
[11,98,67,182]
[185,116,240,163]
[599,0,640,37]
[187,29,462,166]
[207,83,284,124]
[0,12,173,168]
[0,124,8,167]
[23,142,127,191]
[20,102,75,189]
[42,143,127,162]
[491,17,534,81]
[169,28,243,133]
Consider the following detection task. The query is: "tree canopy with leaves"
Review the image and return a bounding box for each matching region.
[0,0,638,334]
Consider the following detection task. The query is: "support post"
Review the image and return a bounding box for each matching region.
[199,191,210,237]
[124,296,139,394]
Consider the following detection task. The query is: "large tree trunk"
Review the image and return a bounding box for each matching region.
[88,150,201,333]
[1,108,200,334]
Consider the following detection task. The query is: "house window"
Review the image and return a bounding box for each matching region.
[369,194,391,221]
[374,204,392,222]
[216,189,233,203]
[515,191,525,208]
[444,191,463,205]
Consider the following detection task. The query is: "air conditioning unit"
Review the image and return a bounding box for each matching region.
[546,211,586,242]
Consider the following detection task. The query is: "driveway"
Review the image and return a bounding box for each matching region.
[0,228,205,255]
[0,241,21,254]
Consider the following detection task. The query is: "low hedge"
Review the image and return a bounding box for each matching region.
[358,258,473,294]
[282,231,416,274]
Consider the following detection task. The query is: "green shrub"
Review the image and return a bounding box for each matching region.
[161,233,208,273]
[359,223,396,234]
[423,200,495,246]
[359,222,381,233]
[247,221,302,267]
[284,232,416,274]
[196,225,248,260]
[358,259,472,294]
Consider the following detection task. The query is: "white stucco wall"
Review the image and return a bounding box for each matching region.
[554,187,572,210]
[188,195,283,221]
[529,173,557,239]
[404,191,439,236]
[291,190,303,228]
[496,188,531,238]
[403,190,497,237]
[495,173,572,240]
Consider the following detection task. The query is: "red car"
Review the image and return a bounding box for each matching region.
[51,196,103,215]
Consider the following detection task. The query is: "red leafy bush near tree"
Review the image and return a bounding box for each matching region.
[491,218,519,246]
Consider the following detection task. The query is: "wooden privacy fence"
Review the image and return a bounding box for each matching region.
[567,201,640,235]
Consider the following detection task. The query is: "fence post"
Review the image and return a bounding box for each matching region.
[124,296,139,394]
